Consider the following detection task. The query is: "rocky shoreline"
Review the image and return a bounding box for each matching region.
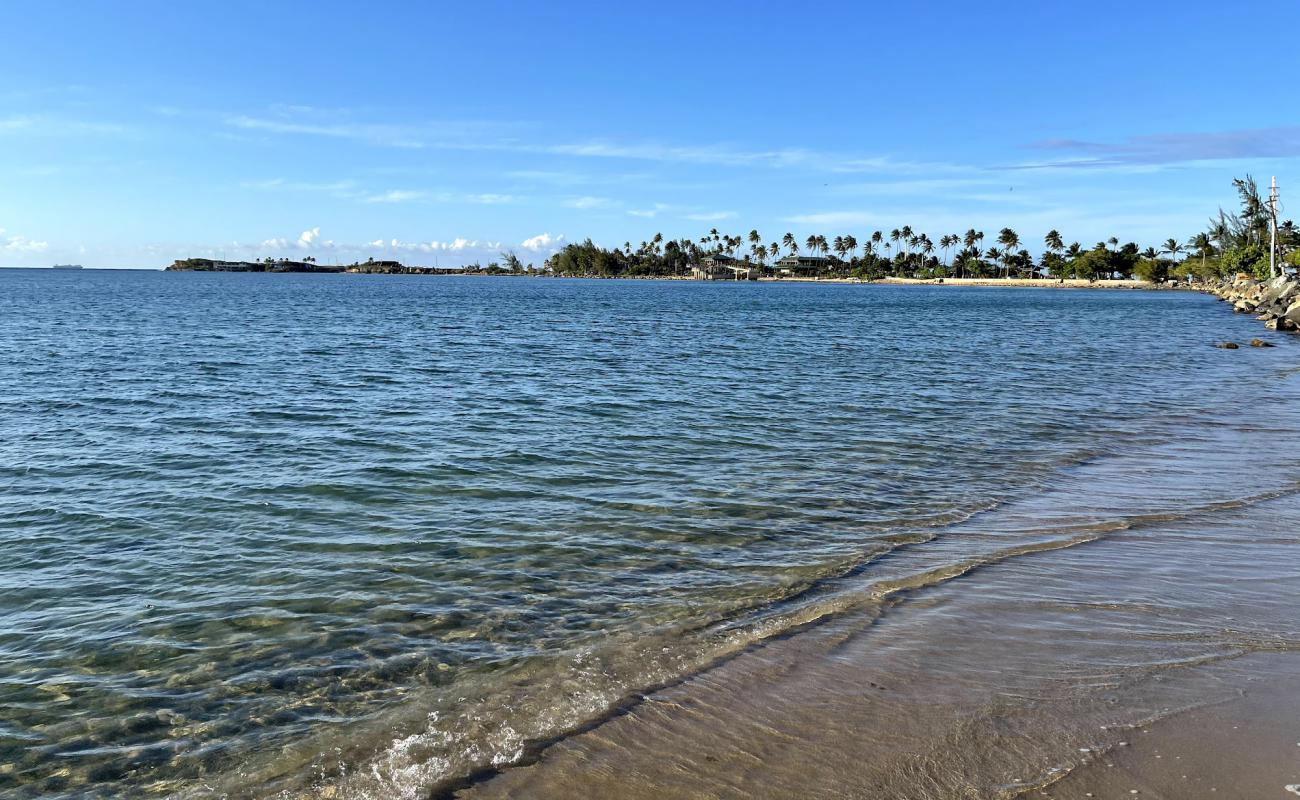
[1202,274,1300,333]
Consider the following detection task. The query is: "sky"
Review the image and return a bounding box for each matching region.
[2,0,1299,268]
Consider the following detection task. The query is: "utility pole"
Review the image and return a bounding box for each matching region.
[1269,176,1280,278]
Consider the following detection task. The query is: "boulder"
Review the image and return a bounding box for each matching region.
[1259,278,1297,306]
[1250,339,1275,348]
[1285,299,1300,328]
[1216,342,1240,349]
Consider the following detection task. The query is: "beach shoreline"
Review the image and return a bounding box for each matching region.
[1037,654,1300,799]
[448,407,1300,800]
[761,276,1163,288]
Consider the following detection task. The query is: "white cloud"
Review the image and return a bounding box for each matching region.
[240,178,358,193]
[257,227,334,251]
[563,195,613,209]
[0,114,127,137]
[472,193,519,204]
[520,232,565,253]
[782,211,884,227]
[363,189,427,204]
[1,226,49,253]
[627,203,673,218]
[371,237,501,254]
[217,111,973,175]
[0,116,36,132]
[224,115,427,148]
[684,211,737,221]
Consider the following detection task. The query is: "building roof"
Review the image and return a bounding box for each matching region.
[776,254,830,265]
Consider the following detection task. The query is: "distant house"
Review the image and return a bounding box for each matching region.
[775,254,830,276]
[691,254,758,281]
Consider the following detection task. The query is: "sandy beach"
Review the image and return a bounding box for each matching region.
[1040,657,1300,799]
[450,422,1300,800]
[762,276,1159,289]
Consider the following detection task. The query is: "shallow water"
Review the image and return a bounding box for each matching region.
[0,271,1295,798]
[459,409,1300,799]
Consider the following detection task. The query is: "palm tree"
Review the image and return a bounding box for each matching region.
[939,234,955,268]
[844,234,858,263]
[749,229,762,251]
[889,229,902,260]
[1160,238,1185,262]
[1044,229,1064,254]
[997,228,1020,278]
[768,242,780,262]
[962,229,981,278]
[833,235,846,263]
[783,232,798,255]
[1107,236,1119,251]
[805,234,818,257]
[1188,232,1213,272]
[1209,219,1231,255]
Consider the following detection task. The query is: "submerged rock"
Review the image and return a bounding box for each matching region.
[1250,339,1275,348]
[1216,342,1240,349]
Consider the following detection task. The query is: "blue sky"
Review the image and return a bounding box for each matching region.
[2,0,1298,268]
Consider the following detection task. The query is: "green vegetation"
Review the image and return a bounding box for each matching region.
[546,176,1297,282]
[168,177,1295,284]
[1174,176,1296,282]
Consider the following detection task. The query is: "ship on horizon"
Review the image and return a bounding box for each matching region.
[50,264,84,270]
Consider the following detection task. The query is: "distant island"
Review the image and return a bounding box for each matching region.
[165,256,522,276]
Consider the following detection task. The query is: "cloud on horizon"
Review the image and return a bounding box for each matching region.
[1016,126,1300,169]
[520,232,565,252]
[1,227,50,253]
[216,109,969,177]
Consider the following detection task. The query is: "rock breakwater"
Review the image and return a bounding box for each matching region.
[1203,274,1300,332]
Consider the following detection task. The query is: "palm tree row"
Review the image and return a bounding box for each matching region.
[548,177,1297,280]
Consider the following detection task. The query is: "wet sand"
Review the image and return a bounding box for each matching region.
[452,430,1300,800]
[761,277,1158,288]
[1040,655,1300,799]
[880,277,1154,289]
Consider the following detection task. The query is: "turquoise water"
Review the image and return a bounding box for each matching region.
[0,270,1293,798]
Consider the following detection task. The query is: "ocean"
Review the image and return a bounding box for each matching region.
[2,269,1298,798]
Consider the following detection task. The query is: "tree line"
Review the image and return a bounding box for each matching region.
[545,176,1298,282]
